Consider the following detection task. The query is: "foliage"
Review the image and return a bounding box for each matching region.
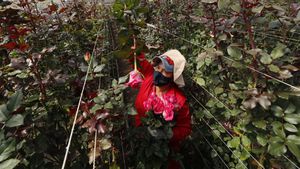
[187,0,300,168]
[127,111,174,169]
[113,0,300,168]
[112,0,149,58]
[1,0,300,168]
[0,0,126,168]
[0,90,24,169]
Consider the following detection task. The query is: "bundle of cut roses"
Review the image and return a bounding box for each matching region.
[142,91,179,139]
[127,91,180,169]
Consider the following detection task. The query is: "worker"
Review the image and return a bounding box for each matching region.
[130,49,191,169]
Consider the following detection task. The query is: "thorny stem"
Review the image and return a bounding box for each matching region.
[241,0,258,84]
[29,57,47,102]
[275,15,287,43]
[241,0,256,49]
[49,0,63,26]
[21,0,37,33]
[210,10,230,84]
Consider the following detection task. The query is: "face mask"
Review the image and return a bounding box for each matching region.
[153,71,173,86]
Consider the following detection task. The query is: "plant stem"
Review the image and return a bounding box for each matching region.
[21,0,37,33]
[30,57,47,102]
[210,10,230,84]
[241,0,258,84]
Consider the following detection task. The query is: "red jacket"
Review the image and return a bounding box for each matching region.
[131,53,191,150]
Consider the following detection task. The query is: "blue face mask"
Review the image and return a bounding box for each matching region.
[153,71,173,86]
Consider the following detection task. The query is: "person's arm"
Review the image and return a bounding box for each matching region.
[169,102,191,151]
[128,53,154,78]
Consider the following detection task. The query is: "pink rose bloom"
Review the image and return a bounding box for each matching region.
[126,70,143,88]
[142,89,178,121]
[168,96,177,104]
[165,102,174,110]
[147,96,154,103]
[149,92,156,98]
[143,91,156,111]
[163,109,174,121]
[143,100,152,111]
[153,99,164,114]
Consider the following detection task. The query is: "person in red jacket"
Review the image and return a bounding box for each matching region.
[131,49,191,169]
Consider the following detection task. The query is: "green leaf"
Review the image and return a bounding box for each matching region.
[229,83,239,90]
[269,136,284,143]
[268,64,280,73]
[284,114,300,125]
[94,93,107,104]
[287,135,300,145]
[127,107,137,115]
[240,149,250,161]
[271,43,286,59]
[210,149,218,158]
[113,88,122,95]
[7,70,21,76]
[214,87,224,95]
[0,140,15,162]
[118,74,129,84]
[236,161,247,169]
[246,49,262,56]
[260,53,272,65]
[109,162,120,169]
[272,5,285,11]
[218,0,230,9]
[93,64,105,73]
[206,99,216,108]
[112,2,124,18]
[232,150,241,158]
[227,137,240,148]
[0,105,8,122]
[284,103,296,114]
[104,102,113,109]
[231,4,241,13]
[218,34,227,41]
[201,0,217,3]
[147,127,167,139]
[5,114,24,127]
[241,135,251,147]
[125,0,140,9]
[227,46,242,60]
[195,77,205,86]
[252,120,267,130]
[268,142,287,156]
[99,138,112,150]
[136,7,149,14]
[271,105,283,117]
[230,109,240,116]
[7,90,23,112]
[257,135,267,146]
[0,159,20,169]
[286,142,300,161]
[90,104,102,114]
[0,131,4,142]
[251,5,264,13]
[284,123,298,133]
[272,121,286,138]
[112,79,118,87]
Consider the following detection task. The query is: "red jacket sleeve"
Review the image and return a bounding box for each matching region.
[169,102,191,151]
[128,53,154,78]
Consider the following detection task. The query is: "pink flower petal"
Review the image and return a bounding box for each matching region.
[143,101,152,111]
[126,70,143,88]
[163,110,174,121]
[150,92,156,97]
